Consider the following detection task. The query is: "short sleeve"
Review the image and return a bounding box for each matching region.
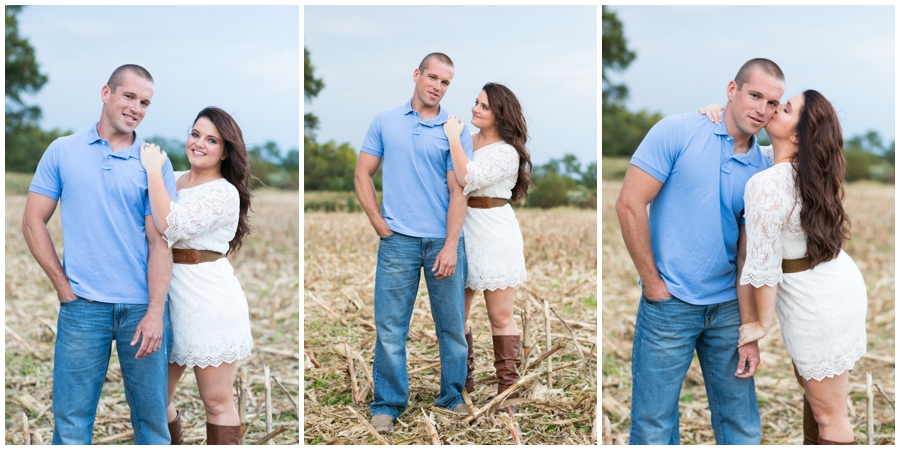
[739,174,786,287]
[360,113,384,158]
[447,125,474,172]
[162,182,239,247]
[629,114,686,184]
[463,144,519,196]
[29,140,63,200]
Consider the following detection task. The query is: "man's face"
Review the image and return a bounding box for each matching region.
[100,71,154,136]
[413,59,454,109]
[725,68,785,138]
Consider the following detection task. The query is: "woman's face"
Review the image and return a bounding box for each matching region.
[470,90,496,130]
[765,93,805,143]
[186,116,227,170]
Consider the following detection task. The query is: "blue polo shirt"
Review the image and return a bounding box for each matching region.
[360,99,474,238]
[630,113,771,305]
[29,123,177,304]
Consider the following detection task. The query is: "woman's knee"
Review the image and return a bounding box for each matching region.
[488,312,515,330]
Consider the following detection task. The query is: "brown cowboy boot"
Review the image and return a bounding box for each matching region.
[465,328,475,393]
[492,335,521,414]
[207,422,245,445]
[168,410,184,445]
[803,395,819,445]
[818,437,856,445]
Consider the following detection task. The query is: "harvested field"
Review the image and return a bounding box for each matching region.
[602,180,895,445]
[303,208,598,445]
[5,189,300,445]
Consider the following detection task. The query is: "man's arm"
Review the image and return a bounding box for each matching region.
[354,153,392,238]
[22,193,76,302]
[132,215,171,358]
[614,165,669,300]
[734,224,760,378]
[431,170,466,280]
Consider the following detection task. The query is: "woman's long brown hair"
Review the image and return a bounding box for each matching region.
[482,83,532,203]
[793,90,851,268]
[194,107,254,255]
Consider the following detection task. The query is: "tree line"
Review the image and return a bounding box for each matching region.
[602,6,894,183]
[304,47,597,209]
[4,6,298,190]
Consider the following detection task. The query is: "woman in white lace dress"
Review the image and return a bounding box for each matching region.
[140,107,254,445]
[702,91,866,444]
[442,83,531,408]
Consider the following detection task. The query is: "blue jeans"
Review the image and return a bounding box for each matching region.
[629,293,760,444]
[370,232,467,419]
[52,297,172,444]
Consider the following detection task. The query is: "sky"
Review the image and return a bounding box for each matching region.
[605,5,895,148]
[16,6,300,154]
[304,6,598,167]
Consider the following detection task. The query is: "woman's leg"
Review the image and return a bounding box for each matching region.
[194,362,240,425]
[793,363,818,445]
[167,363,188,422]
[483,287,518,336]
[803,370,855,443]
[464,288,476,333]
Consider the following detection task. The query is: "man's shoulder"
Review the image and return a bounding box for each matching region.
[373,103,410,119]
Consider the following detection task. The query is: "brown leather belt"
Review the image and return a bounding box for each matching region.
[173,248,225,265]
[782,257,809,274]
[468,197,507,209]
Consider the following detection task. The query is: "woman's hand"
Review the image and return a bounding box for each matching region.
[443,114,464,140]
[737,321,769,347]
[699,103,726,123]
[140,143,168,174]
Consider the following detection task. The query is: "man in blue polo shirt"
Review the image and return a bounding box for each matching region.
[23,64,177,444]
[616,58,784,444]
[355,52,474,433]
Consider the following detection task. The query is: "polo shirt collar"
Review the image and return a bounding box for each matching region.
[714,120,764,168]
[87,122,143,159]
[404,98,448,127]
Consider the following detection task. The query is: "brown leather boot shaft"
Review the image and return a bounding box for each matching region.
[803,395,820,445]
[492,335,522,399]
[168,410,184,445]
[207,422,245,445]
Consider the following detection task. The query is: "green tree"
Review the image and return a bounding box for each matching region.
[304,47,325,138]
[602,6,635,110]
[5,5,68,173]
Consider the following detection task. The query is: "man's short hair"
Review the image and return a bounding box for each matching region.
[418,53,454,73]
[106,64,153,93]
[734,58,784,90]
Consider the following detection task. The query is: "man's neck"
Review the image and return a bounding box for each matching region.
[97,121,136,152]
[410,97,441,121]
[722,114,754,155]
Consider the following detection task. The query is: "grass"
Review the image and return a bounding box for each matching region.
[601,157,630,181]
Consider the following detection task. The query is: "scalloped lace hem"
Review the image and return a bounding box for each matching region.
[466,274,527,292]
[170,346,253,369]
[795,346,866,382]
[739,272,782,288]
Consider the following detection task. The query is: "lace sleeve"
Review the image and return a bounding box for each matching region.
[740,174,786,287]
[463,144,519,196]
[162,181,239,247]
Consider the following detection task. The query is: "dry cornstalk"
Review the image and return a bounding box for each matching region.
[524,340,567,375]
[602,414,612,445]
[271,375,299,416]
[6,325,40,358]
[564,436,576,445]
[265,365,273,442]
[93,430,134,444]
[257,346,299,359]
[37,316,57,337]
[347,406,390,445]
[421,409,442,445]
[251,425,290,445]
[356,316,376,331]
[306,290,339,318]
[463,360,580,424]
[543,299,552,388]
[22,412,30,445]
[874,383,895,409]
[346,344,360,404]
[304,349,322,368]
[461,389,476,415]
[550,307,588,372]
[356,352,374,392]
[867,372,874,445]
[500,412,522,444]
[408,361,441,375]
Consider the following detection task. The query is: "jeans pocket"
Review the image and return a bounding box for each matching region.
[60,297,79,306]
[642,294,673,305]
[380,232,396,241]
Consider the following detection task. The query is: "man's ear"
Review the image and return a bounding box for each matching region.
[101,85,111,105]
[726,80,737,102]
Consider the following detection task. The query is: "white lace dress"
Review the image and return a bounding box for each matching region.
[462,141,527,291]
[163,171,253,368]
[739,163,867,381]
